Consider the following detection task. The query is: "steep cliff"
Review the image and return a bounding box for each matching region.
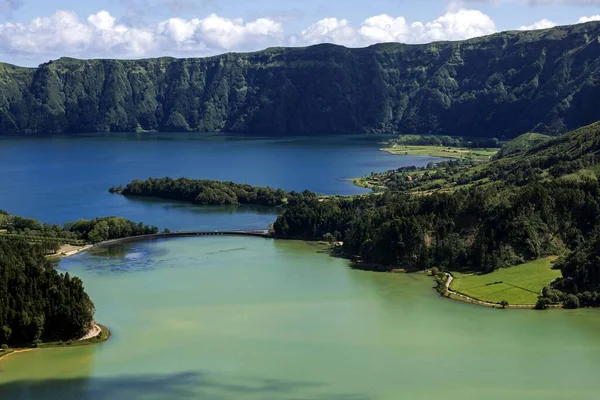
[2,22,600,137]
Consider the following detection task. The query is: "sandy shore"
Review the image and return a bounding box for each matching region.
[79,323,101,341]
[53,244,93,258]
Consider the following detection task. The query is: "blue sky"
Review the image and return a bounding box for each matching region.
[1,0,599,65]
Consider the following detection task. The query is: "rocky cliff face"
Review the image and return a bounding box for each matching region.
[2,22,600,137]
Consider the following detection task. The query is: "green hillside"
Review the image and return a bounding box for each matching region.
[3,22,600,136]
[496,133,552,158]
[274,121,600,306]
[359,122,600,193]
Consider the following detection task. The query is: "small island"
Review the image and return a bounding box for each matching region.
[109,177,311,207]
[97,123,600,310]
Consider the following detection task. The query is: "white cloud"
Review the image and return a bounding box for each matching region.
[298,9,496,47]
[0,10,283,59]
[157,14,283,52]
[299,18,362,47]
[0,10,155,56]
[518,18,557,30]
[578,15,600,23]
[0,7,594,64]
[414,9,497,42]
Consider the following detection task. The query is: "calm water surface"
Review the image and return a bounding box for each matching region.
[0,133,438,229]
[1,135,599,399]
[1,237,599,400]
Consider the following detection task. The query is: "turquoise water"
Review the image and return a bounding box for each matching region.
[2,237,600,400]
[1,135,600,399]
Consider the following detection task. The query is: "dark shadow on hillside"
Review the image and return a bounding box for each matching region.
[0,371,371,400]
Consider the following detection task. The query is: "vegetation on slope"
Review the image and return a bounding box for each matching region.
[495,133,552,158]
[359,122,600,193]
[3,22,600,136]
[0,211,160,246]
[273,180,598,273]
[0,238,94,345]
[110,177,312,206]
[272,121,600,307]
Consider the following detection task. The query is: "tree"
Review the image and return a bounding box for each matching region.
[499,300,509,309]
[0,238,95,344]
[563,294,580,309]
[323,233,336,244]
[535,297,552,310]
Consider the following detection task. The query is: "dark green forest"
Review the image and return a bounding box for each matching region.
[0,238,95,345]
[1,213,159,245]
[111,177,308,206]
[271,122,600,307]
[3,22,600,137]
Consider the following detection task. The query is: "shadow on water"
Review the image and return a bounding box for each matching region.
[121,195,280,216]
[0,372,370,400]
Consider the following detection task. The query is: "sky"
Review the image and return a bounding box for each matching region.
[0,0,599,66]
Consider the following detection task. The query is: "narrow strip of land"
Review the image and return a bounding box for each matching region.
[93,229,270,247]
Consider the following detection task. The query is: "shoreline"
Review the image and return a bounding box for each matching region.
[441,272,533,309]
[0,323,111,362]
[52,234,555,312]
[48,244,94,259]
[439,272,561,310]
[380,146,498,161]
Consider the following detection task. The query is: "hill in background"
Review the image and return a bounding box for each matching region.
[2,22,600,137]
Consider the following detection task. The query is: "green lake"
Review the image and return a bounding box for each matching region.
[1,236,600,400]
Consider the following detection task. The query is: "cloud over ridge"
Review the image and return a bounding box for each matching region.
[0,7,596,64]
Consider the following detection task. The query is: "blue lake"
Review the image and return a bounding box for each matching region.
[0,133,438,229]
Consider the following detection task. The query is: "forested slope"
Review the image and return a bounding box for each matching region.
[273,122,600,305]
[3,22,600,137]
[0,238,95,345]
[362,122,600,192]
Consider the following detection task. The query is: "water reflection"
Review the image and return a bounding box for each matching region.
[0,372,369,400]
[122,195,280,216]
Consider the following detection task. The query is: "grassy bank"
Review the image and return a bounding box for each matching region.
[449,257,561,305]
[382,145,498,161]
[0,324,110,361]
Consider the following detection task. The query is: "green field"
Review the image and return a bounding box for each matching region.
[450,257,561,304]
[382,145,498,161]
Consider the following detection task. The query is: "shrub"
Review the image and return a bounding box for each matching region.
[535,297,552,310]
[563,294,580,309]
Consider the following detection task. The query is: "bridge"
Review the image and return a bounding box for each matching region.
[94,229,271,247]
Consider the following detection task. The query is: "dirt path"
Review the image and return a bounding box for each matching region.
[443,273,536,309]
[0,348,34,361]
[79,323,101,341]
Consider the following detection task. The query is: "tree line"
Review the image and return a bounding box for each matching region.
[110,177,309,207]
[1,212,159,245]
[0,238,95,345]
[272,178,600,306]
[389,135,500,149]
